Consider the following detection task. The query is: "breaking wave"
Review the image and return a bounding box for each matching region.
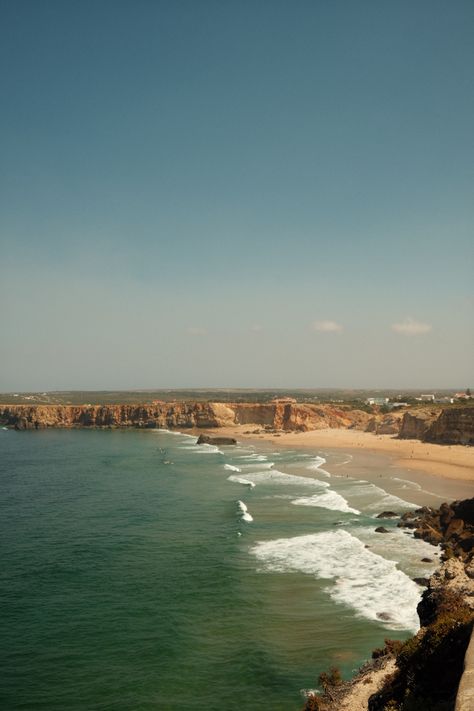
[251,530,422,631]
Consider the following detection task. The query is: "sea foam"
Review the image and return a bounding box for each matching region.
[292,491,360,515]
[251,529,422,631]
[240,462,275,471]
[346,480,418,513]
[237,500,253,522]
[193,444,223,455]
[306,456,331,477]
[224,464,241,472]
[228,475,256,488]
[240,469,331,488]
[237,454,269,462]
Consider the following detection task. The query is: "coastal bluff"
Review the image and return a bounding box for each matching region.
[1,402,473,445]
[305,498,474,711]
[399,407,474,445]
[0,402,372,432]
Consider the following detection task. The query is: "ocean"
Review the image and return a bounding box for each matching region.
[0,428,441,710]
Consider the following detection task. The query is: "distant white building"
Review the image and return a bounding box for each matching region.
[365,397,389,406]
[418,394,435,402]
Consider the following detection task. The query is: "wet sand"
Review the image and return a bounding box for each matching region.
[212,425,474,505]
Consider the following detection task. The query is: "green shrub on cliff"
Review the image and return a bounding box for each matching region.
[369,592,474,711]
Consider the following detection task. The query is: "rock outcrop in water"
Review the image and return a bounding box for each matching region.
[196,435,237,445]
[397,499,474,562]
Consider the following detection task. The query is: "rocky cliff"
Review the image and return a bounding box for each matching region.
[424,407,474,446]
[305,498,474,711]
[397,499,474,561]
[398,406,474,445]
[3,403,472,443]
[0,402,372,432]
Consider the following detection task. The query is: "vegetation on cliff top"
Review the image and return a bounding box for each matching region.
[303,499,474,711]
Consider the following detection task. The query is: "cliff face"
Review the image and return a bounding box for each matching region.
[233,403,372,431]
[365,411,404,435]
[399,407,474,445]
[3,403,472,442]
[398,410,438,440]
[0,402,372,432]
[0,403,236,430]
[424,407,474,446]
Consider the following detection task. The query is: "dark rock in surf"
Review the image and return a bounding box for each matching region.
[196,434,237,445]
[413,577,430,587]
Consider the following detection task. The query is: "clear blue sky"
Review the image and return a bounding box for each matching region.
[1,0,472,390]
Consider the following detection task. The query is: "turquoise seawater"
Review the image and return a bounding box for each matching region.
[0,429,439,710]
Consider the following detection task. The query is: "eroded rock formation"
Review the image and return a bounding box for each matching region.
[2,402,472,444]
[397,499,474,562]
[398,406,474,445]
[0,402,372,432]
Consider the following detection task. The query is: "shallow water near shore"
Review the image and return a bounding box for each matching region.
[0,429,447,710]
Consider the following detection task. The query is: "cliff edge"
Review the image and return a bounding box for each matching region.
[0,402,372,432]
[304,499,474,711]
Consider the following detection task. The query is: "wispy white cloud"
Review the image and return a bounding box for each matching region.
[250,324,263,333]
[311,320,343,333]
[391,317,432,336]
[187,326,208,336]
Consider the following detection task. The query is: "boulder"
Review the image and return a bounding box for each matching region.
[196,434,237,445]
[376,511,399,519]
[446,518,465,538]
[413,577,430,587]
[375,526,390,533]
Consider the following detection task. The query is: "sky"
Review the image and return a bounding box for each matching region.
[1,0,473,390]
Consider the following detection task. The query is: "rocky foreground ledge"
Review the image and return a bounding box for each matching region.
[304,499,474,711]
[1,402,473,445]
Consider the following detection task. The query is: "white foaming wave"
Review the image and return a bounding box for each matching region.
[335,454,354,467]
[306,456,331,477]
[224,464,241,472]
[240,462,275,471]
[194,444,223,455]
[237,500,253,522]
[251,530,421,631]
[369,491,417,512]
[348,481,418,512]
[244,469,331,488]
[389,478,444,500]
[353,526,440,577]
[392,477,422,491]
[237,454,268,462]
[292,491,360,515]
[154,429,197,439]
[228,475,256,488]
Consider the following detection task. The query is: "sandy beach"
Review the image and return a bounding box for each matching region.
[211,425,474,505]
[216,425,474,479]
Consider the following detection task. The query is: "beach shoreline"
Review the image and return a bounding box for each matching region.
[203,425,474,505]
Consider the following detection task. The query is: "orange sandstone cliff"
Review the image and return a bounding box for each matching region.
[0,402,371,432]
[1,403,472,444]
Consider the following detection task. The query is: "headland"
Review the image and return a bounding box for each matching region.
[1,400,472,488]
